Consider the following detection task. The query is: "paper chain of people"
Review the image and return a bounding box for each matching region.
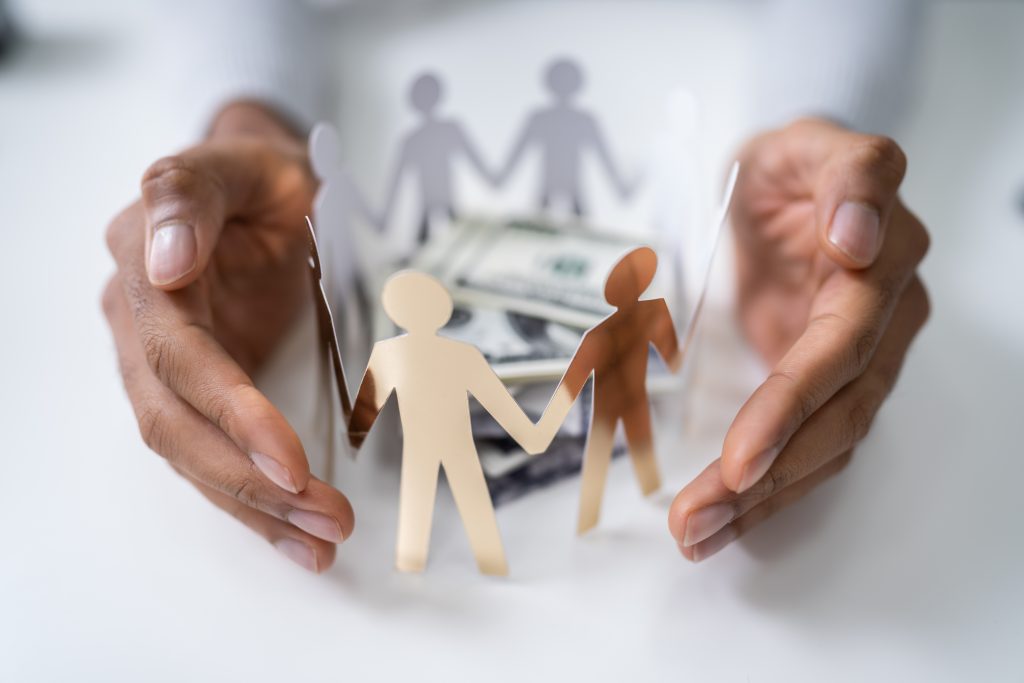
[309,57,638,251]
[307,222,682,577]
[306,58,676,576]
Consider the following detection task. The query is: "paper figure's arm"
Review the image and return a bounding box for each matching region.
[466,349,547,455]
[455,124,498,186]
[586,115,633,200]
[378,139,410,232]
[650,299,682,373]
[535,333,597,447]
[345,173,379,230]
[347,343,396,450]
[495,114,537,186]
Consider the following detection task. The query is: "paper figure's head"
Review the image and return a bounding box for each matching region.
[409,72,443,115]
[545,58,583,102]
[604,247,658,308]
[309,122,343,181]
[382,271,453,334]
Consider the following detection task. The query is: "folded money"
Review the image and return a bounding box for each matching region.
[443,305,585,382]
[412,215,676,328]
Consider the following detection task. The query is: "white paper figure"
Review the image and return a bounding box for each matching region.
[497,57,635,216]
[309,122,376,369]
[380,72,497,245]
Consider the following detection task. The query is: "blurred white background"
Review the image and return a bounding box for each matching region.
[0,1,1022,681]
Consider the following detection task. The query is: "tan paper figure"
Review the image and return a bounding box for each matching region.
[348,271,555,576]
[538,247,682,534]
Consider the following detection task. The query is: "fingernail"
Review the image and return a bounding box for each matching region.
[274,538,319,572]
[287,509,345,543]
[829,201,880,264]
[251,452,298,494]
[683,503,735,547]
[691,525,738,563]
[738,445,780,492]
[148,222,197,284]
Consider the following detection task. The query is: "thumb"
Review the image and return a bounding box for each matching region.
[140,141,271,290]
[815,133,907,270]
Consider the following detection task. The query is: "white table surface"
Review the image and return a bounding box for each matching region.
[1,2,1022,681]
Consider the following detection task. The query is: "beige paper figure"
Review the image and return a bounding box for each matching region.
[348,271,555,576]
[539,247,682,534]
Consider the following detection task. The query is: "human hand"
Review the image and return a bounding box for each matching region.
[103,102,354,573]
[669,118,930,561]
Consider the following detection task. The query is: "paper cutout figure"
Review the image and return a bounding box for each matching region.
[310,123,376,362]
[306,217,352,426]
[305,216,353,480]
[538,247,681,534]
[347,271,554,576]
[310,123,376,281]
[497,57,635,216]
[380,73,496,245]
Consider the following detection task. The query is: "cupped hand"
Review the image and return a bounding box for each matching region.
[669,118,931,561]
[103,103,353,572]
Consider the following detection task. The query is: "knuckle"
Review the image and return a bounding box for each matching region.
[199,382,242,437]
[140,325,177,383]
[142,155,195,189]
[873,271,904,318]
[122,269,154,320]
[104,204,135,258]
[220,468,275,514]
[786,116,828,137]
[846,392,881,444]
[765,368,817,424]
[910,217,932,265]
[758,465,790,499]
[807,311,871,386]
[104,220,121,257]
[141,155,218,205]
[904,276,932,330]
[100,277,120,322]
[852,330,878,374]
[230,475,260,508]
[857,135,907,181]
[136,401,170,457]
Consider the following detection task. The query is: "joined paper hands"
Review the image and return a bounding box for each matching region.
[308,220,682,575]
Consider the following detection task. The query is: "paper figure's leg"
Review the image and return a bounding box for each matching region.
[577,407,616,535]
[622,398,660,496]
[395,451,440,573]
[417,211,430,245]
[443,450,508,576]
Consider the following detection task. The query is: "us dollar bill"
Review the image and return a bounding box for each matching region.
[412,216,675,329]
[441,305,585,382]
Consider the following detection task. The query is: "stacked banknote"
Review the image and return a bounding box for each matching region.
[405,216,682,505]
